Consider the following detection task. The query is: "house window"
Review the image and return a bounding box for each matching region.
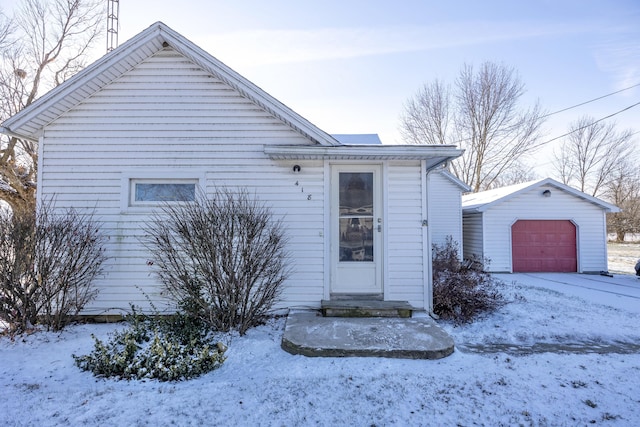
[130,180,196,205]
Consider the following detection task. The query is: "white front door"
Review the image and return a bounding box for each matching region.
[331,165,382,295]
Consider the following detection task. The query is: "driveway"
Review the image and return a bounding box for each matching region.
[493,272,640,314]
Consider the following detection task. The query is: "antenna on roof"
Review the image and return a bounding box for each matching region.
[106,0,120,53]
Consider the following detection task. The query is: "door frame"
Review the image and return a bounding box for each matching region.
[329,164,383,297]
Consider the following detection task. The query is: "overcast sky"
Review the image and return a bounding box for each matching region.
[3,0,639,174]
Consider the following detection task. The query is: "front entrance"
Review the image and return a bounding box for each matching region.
[331,165,382,295]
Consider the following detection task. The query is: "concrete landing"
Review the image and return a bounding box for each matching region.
[281,311,455,359]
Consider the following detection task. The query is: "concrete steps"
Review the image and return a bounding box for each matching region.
[321,300,413,318]
[281,311,455,359]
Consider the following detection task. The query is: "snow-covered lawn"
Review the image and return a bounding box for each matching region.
[608,241,640,275]
[2,274,640,426]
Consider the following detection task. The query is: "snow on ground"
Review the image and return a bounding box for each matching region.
[608,241,640,275]
[2,274,640,426]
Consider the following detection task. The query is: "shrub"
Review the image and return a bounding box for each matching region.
[142,187,290,335]
[74,310,227,381]
[0,202,107,333]
[0,210,37,333]
[432,237,505,324]
[34,203,107,331]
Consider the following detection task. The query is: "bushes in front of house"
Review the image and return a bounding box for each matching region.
[74,309,227,381]
[432,236,505,324]
[142,188,290,336]
[75,188,291,380]
[0,202,107,334]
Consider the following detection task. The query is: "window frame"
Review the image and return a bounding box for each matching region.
[130,179,197,206]
[120,171,205,213]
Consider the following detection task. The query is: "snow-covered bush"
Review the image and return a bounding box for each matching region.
[142,188,290,335]
[432,236,505,324]
[74,310,227,381]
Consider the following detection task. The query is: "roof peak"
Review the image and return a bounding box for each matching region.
[2,21,340,146]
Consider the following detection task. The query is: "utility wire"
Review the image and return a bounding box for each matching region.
[430,84,640,147]
[533,100,640,149]
[447,100,640,148]
[541,82,640,118]
[514,128,640,171]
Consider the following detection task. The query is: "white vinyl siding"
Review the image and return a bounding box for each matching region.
[40,48,325,313]
[428,170,464,258]
[386,162,425,307]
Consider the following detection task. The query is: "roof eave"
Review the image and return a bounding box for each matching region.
[461,178,621,213]
[1,23,167,139]
[264,145,463,167]
[0,126,38,143]
[438,169,471,192]
[461,206,484,213]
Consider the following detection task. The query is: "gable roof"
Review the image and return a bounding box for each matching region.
[1,21,340,146]
[461,178,620,213]
[2,22,464,168]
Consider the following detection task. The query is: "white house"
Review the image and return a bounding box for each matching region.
[1,22,463,315]
[462,178,619,273]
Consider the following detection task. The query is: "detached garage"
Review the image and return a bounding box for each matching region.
[462,178,619,273]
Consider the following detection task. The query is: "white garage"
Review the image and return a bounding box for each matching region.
[462,178,619,273]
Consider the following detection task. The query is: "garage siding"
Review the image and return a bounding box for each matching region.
[482,184,608,273]
[462,212,483,261]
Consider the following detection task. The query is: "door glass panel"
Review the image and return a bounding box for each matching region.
[339,173,374,262]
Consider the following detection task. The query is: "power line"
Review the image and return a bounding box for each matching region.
[429,85,640,148]
[541,82,640,118]
[533,100,640,149]
[446,99,640,148]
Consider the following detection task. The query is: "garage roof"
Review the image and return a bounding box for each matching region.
[462,178,620,213]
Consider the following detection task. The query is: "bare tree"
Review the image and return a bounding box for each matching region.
[486,160,538,190]
[400,61,545,192]
[552,116,635,197]
[400,79,450,146]
[0,10,13,51]
[605,160,640,242]
[0,0,104,217]
[553,141,574,186]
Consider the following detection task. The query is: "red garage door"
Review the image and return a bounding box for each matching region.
[511,220,577,272]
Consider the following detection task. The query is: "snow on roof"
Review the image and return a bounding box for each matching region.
[331,134,382,145]
[462,177,619,213]
[462,180,540,210]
